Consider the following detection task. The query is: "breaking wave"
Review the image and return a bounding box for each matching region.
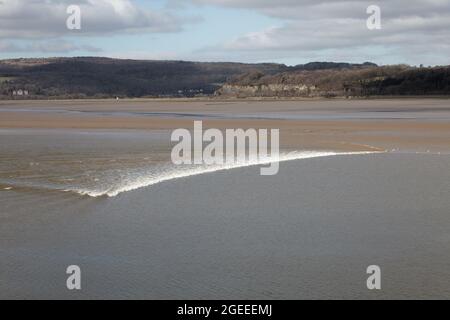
[68,151,381,198]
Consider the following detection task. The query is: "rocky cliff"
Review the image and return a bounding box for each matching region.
[215,65,450,98]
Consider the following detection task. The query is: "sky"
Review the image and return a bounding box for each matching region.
[0,0,449,66]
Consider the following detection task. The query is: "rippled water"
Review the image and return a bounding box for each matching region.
[2,152,450,299]
[2,127,450,299]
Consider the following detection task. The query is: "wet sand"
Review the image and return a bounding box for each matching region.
[1,98,450,153]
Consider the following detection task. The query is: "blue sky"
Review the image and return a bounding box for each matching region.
[1,0,450,66]
[106,1,282,61]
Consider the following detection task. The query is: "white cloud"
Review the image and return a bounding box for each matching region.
[0,0,189,39]
[187,0,450,19]
[185,0,450,65]
[1,0,449,64]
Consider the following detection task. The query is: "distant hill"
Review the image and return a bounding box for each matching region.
[1,57,449,99]
[291,61,378,71]
[0,57,288,99]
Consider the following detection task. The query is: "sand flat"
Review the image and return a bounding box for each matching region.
[1,99,450,153]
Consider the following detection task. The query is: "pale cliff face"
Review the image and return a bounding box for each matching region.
[217,84,319,98]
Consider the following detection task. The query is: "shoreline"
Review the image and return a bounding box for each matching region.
[1,95,450,104]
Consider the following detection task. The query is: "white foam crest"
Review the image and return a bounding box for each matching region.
[72,151,381,198]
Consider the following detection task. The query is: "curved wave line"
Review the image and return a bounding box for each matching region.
[73,151,383,198]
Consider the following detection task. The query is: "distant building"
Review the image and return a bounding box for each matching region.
[12,89,29,96]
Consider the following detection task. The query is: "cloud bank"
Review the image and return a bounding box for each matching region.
[186,0,450,65]
[1,0,449,64]
[0,0,186,38]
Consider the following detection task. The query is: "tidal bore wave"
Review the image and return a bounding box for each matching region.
[70,151,380,198]
[0,151,383,198]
